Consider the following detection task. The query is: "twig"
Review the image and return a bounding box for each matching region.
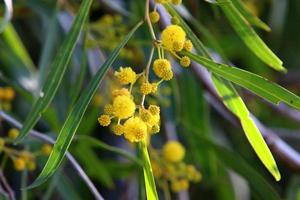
[0,111,104,200]
[145,0,157,40]
[0,170,15,200]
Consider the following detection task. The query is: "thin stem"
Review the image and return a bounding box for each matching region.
[0,170,15,200]
[0,111,104,200]
[145,0,157,40]
[145,46,155,82]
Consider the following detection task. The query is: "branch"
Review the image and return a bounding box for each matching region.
[0,111,104,200]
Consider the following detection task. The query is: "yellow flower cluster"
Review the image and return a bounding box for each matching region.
[160,25,193,67]
[0,128,53,172]
[0,86,15,111]
[151,141,202,193]
[98,66,161,143]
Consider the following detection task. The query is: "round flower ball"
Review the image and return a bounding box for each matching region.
[163,141,185,162]
[161,25,186,52]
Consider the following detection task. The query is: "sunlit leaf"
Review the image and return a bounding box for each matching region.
[139,142,158,200]
[184,51,300,111]
[212,75,280,181]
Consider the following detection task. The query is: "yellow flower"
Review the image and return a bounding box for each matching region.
[41,144,53,156]
[186,165,202,182]
[161,25,186,51]
[140,108,152,122]
[2,87,15,101]
[123,117,147,142]
[163,141,185,162]
[8,128,19,140]
[180,56,191,67]
[114,67,136,85]
[151,83,158,93]
[98,114,111,126]
[112,124,124,136]
[183,40,193,51]
[112,88,131,99]
[171,179,189,192]
[140,82,153,95]
[150,11,160,23]
[149,105,160,115]
[14,158,26,171]
[173,41,184,52]
[153,59,173,80]
[113,95,136,119]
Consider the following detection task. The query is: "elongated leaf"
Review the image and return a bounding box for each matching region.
[217,0,286,72]
[184,51,300,111]
[2,23,35,72]
[212,75,280,181]
[139,142,158,200]
[28,21,143,188]
[16,0,93,143]
[230,0,271,31]
[165,4,281,181]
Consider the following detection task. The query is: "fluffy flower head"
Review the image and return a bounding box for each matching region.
[161,25,186,51]
[114,67,136,85]
[113,95,136,119]
[123,117,147,142]
[163,141,185,162]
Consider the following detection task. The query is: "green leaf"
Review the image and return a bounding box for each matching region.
[217,0,286,72]
[2,23,35,72]
[27,21,143,188]
[212,75,280,181]
[16,0,93,143]
[139,142,158,200]
[184,51,300,111]
[230,0,271,31]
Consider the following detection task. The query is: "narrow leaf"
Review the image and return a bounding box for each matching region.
[212,75,280,181]
[140,142,158,200]
[16,0,93,143]
[217,0,286,72]
[230,0,271,31]
[2,23,35,72]
[27,21,143,188]
[184,51,300,111]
